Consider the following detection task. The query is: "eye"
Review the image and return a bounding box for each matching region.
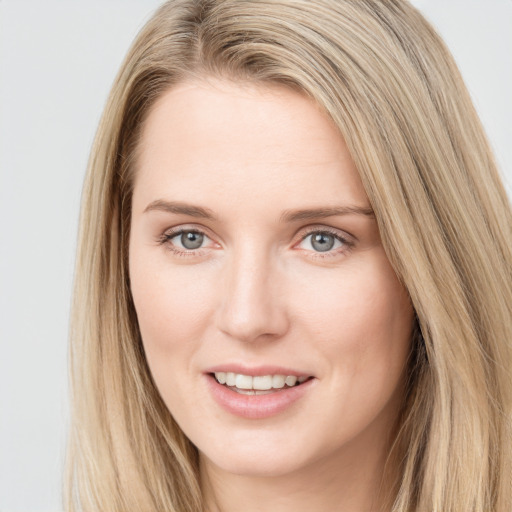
[174,230,206,250]
[296,228,352,256]
[158,228,215,255]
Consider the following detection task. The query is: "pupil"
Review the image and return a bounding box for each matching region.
[181,231,204,250]
[311,233,334,252]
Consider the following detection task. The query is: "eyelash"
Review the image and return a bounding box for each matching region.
[157,226,354,260]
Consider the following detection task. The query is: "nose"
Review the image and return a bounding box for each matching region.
[215,245,290,343]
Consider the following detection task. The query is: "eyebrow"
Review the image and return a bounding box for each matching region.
[279,205,375,222]
[143,200,374,222]
[144,200,217,220]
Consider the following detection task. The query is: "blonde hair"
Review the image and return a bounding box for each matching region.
[66,1,512,510]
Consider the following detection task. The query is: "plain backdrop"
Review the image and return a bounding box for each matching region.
[0,1,511,511]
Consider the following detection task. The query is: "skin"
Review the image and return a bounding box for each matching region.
[129,79,415,512]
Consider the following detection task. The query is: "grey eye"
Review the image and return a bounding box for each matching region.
[180,231,204,250]
[310,232,336,252]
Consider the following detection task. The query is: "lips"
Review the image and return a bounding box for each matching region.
[204,365,316,419]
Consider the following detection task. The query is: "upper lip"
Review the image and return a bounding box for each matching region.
[204,364,314,377]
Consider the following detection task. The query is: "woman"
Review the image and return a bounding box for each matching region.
[66,1,512,511]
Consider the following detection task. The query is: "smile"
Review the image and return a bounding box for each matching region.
[206,371,316,419]
[213,372,310,394]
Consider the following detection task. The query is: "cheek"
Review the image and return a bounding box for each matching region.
[129,258,219,434]
[293,253,413,388]
[286,256,413,450]
[129,247,215,374]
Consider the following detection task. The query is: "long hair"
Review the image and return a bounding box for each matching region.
[66,1,512,510]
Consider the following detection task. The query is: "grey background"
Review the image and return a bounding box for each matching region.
[0,1,510,511]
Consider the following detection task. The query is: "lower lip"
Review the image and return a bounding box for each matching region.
[205,374,315,419]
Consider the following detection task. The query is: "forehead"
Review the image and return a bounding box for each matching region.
[133,79,369,216]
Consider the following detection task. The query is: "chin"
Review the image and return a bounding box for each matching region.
[205,453,308,479]
[198,432,320,479]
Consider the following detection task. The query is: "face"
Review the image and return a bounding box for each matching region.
[129,79,414,479]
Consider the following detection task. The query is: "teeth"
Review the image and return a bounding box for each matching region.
[235,374,253,389]
[285,375,297,387]
[226,372,236,386]
[253,375,272,390]
[214,372,309,390]
[272,375,285,388]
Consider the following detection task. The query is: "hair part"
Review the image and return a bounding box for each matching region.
[66,1,512,510]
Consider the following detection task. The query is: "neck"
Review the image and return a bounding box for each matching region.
[200,429,399,512]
